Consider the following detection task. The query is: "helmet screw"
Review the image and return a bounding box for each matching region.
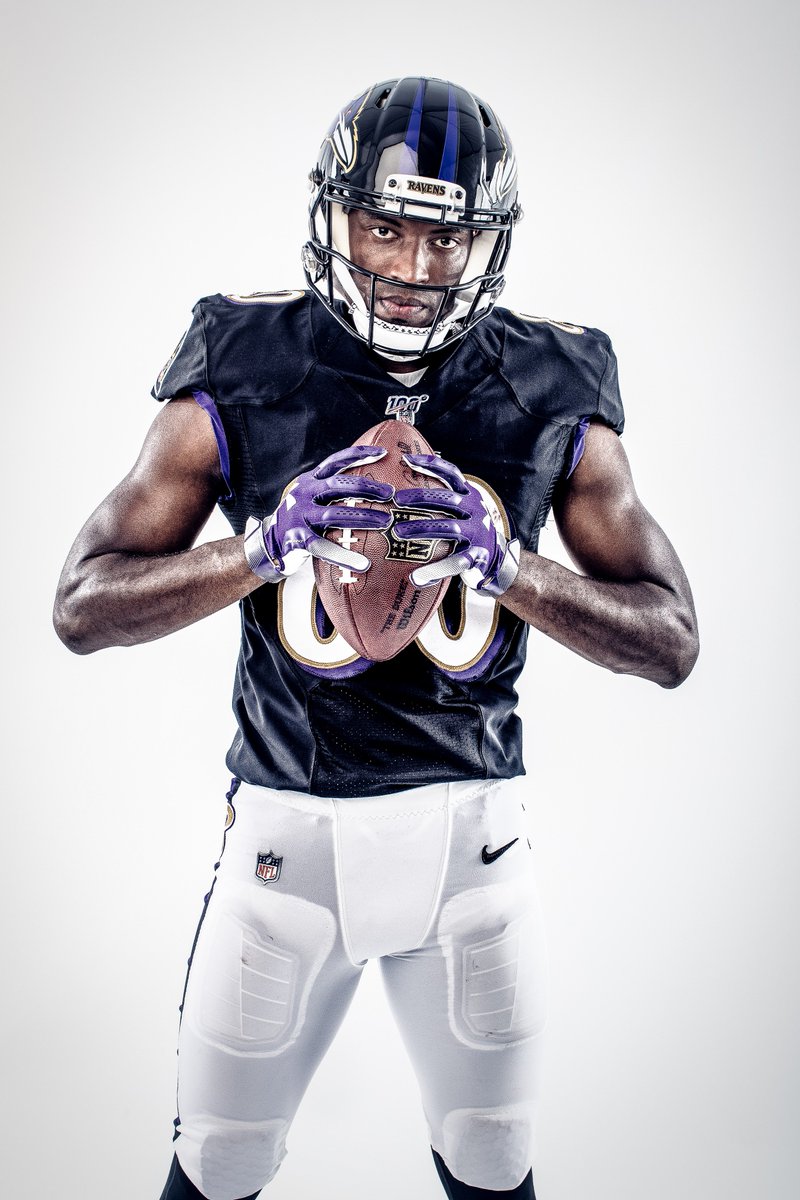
[388,178,397,187]
[455,189,463,199]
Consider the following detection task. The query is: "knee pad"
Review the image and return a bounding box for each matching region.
[176,1116,289,1200]
[159,1155,260,1200]
[438,1105,534,1191]
[184,883,336,1055]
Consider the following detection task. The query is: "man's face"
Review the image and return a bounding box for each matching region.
[347,209,472,328]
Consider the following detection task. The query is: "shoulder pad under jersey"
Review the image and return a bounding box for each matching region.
[151,290,312,404]
[483,307,625,434]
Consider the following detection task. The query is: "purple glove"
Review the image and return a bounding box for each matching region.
[393,454,520,597]
[244,446,394,581]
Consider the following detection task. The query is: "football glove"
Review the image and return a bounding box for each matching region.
[244,447,394,582]
[393,454,520,597]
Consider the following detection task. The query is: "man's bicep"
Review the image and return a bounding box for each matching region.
[69,396,223,563]
[552,422,688,590]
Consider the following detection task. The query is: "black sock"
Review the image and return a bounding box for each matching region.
[158,1155,260,1200]
[432,1148,536,1199]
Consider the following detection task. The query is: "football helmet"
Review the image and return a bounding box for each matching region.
[302,77,521,359]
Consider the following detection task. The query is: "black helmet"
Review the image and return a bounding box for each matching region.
[302,77,521,359]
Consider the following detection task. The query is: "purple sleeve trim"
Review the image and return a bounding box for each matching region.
[191,389,233,501]
[567,416,591,478]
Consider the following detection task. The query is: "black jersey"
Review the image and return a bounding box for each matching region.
[152,291,624,797]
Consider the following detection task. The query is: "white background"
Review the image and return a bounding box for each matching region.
[2,1,797,1197]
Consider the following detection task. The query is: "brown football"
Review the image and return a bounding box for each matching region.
[313,420,453,662]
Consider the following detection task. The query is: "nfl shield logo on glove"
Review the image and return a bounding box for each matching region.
[255,851,282,884]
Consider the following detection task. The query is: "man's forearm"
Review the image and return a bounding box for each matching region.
[502,549,698,688]
[54,535,262,654]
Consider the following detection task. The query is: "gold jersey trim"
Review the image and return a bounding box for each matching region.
[225,290,306,305]
[513,311,585,335]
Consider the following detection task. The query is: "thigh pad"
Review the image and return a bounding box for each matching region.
[184,882,337,1056]
[437,875,548,1048]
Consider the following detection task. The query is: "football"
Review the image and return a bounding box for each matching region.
[313,420,453,661]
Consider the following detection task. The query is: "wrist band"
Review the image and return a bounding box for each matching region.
[243,516,284,583]
[483,538,521,598]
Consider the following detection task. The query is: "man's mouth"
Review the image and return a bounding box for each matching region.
[374,292,433,325]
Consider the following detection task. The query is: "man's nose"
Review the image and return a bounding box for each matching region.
[390,237,430,285]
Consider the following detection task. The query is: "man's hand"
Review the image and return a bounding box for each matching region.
[393,454,520,597]
[244,447,395,581]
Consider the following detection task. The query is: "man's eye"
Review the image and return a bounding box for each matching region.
[435,236,460,249]
[372,226,396,239]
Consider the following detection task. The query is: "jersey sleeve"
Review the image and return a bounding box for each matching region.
[151,302,208,401]
[595,336,624,433]
[565,335,624,477]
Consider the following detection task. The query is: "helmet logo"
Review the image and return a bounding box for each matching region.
[327,91,370,172]
[488,148,517,203]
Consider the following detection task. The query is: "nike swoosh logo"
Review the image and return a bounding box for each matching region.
[481,838,519,864]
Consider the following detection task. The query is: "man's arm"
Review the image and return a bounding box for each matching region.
[501,422,699,688]
[53,396,263,655]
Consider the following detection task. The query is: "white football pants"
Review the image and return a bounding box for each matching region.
[174,778,548,1200]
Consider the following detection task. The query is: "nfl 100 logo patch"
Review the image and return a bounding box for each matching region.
[255,851,282,884]
[385,393,429,425]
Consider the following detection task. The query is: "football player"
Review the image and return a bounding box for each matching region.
[54,77,698,1200]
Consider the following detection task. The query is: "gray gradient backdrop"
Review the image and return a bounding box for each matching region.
[2,1,797,1197]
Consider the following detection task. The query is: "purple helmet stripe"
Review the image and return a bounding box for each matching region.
[438,85,459,182]
[192,389,233,500]
[404,79,425,157]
